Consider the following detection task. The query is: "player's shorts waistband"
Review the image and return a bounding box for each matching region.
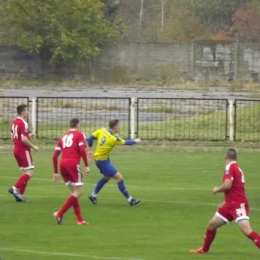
[95,158,109,162]
[60,158,80,163]
[14,146,30,151]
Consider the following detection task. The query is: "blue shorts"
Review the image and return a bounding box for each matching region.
[95,159,118,176]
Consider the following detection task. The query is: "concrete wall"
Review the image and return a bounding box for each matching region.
[193,41,235,81]
[0,46,93,81]
[0,41,259,82]
[0,43,192,82]
[92,42,192,82]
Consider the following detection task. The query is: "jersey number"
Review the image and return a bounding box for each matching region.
[11,124,18,139]
[62,134,74,148]
[99,137,106,146]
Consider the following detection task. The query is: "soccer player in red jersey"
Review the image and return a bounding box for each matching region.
[9,104,38,202]
[52,118,90,225]
[190,149,260,254]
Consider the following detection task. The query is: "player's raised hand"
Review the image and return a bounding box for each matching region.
[135,138,142,143]
[85,166,90,176]
[87,151,93,161]
[33,145,39,152]
[53,173,60,183]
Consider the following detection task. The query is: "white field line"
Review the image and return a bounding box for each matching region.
[0,176,260,196]
[0,248,144,260]
[2,176,260,191]
[0,176,211,190]
[0,193,260,212]
[0,176,54,182]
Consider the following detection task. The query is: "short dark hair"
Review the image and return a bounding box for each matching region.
[17,104,27,115]
[109,119,119,129]
[69,118,79,128]
[226,148,237,160]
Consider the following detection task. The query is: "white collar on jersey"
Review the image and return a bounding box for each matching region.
[226,161,237,167]
[69,129,78,131]
[17,116,27,124]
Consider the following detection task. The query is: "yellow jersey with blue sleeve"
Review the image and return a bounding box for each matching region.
[92,128,126,160]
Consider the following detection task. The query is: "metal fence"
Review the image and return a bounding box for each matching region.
[234,99,260,142]
[137,98,228,141]
[36,97,131,140]
[0,97,29,140]
[1,96,260,142]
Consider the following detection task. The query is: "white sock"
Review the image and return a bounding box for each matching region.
[127,196,133,202]
[91,192,97,197]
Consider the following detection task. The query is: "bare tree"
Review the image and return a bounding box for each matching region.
[161,0,169,33]
[138,0,144,38]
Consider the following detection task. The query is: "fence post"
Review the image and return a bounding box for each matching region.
[31,98,36,137]
[229,99,234,141]
[130,97,135,139]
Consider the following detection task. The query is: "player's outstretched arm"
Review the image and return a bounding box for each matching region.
[134,138,142,143]
[124,138,142,145]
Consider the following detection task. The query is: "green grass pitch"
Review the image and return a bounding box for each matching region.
[0,146,260,260]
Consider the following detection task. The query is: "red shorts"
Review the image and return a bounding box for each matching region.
[216,201,249,223]
[14,148,34,171]
[60,159,83,186]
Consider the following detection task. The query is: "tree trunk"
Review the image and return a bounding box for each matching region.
[138,0,144,39]
[161,0,164,33]
[161,0,168,33]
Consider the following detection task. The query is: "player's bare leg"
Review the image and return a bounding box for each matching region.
[89,175,111,204]
[190,215,225,253]
[104,175,111,181]
[238,220,260,248]
[113,172,140,206]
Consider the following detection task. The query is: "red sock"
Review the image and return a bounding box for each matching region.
[248,231,260,249]
[73,199,83,222]
[59,195,77,217]
[202,229,216,252]
[14,174,30,190]
[19,183,28,195]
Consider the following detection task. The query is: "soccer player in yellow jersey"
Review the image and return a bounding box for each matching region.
[87,119,142,206]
